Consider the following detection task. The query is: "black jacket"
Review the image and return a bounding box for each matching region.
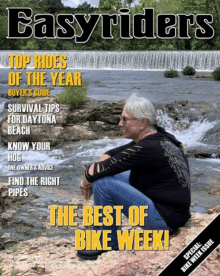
[85,128,191,229]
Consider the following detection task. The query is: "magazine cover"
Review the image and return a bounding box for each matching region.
[0,0,219,275]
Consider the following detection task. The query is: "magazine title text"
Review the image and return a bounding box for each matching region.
[7,7,214,42]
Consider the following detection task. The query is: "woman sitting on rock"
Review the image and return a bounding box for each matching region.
[77,94,191,260]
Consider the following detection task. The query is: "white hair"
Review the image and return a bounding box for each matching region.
[125,94,156,130]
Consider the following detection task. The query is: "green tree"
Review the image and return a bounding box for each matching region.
[1,0,220,50]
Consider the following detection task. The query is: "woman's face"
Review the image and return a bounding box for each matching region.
[118,108,143,142]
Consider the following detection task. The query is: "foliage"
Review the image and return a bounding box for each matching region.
[11,270,20,276]
[55,82,88,107]
[0,267,4,276]
[16,98,27,104]
[182,66,196,75]
[212,67,220,81]
[0,0,220,50]
[11,244,18,253]
[164,70,179,78]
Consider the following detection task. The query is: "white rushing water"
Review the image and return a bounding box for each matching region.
[156,109,219,147]
[74,138,132,158]
[0,148,65,176]
[1,51,220,71]
[167,120,218,147]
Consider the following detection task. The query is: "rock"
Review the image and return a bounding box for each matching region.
[1,96,70,146]
[64,125,96,141]
[0,183,38,217]
[195,73,212,79]
[203,123,220,145]
[0,233,18,249]
[186,146,220,158]
[0,97,124,146]
[0,183,39,249]
[207,206,220,214]
[0,210,219,276]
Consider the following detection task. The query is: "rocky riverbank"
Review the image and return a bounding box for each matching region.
[0,97,124,146]
[0,182,219,276]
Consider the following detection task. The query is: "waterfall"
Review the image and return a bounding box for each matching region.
[1,51,220,71]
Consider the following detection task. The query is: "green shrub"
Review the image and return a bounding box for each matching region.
[0,267,4,276]
[164,70,179,78]
[11,244,18,253]
[11,270,20,276]
[56,81,88,107]
[212,67,220,81]
[182,66,196,75]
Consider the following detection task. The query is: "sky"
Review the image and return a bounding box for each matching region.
[61,0,99,8]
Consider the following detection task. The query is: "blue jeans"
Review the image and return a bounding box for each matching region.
[92,171,170,249]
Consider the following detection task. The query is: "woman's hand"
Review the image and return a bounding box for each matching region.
[80,154,111,202]
[98,154,111,162]
[79,178,93,202]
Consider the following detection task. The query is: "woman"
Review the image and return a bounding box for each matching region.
[77,94,191,260]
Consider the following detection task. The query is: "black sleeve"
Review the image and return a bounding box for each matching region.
[105,141,135,157]
[85,142,151,183]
